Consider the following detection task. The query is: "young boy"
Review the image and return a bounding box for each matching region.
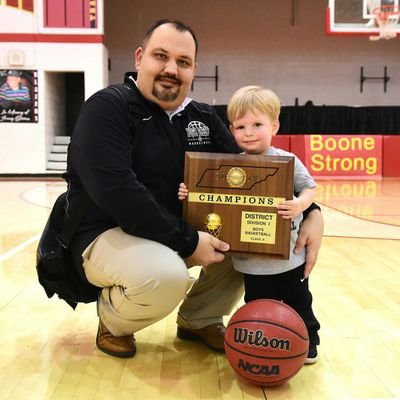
[179,85,321,363]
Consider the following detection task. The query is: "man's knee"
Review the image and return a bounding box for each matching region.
[120,245,191,313]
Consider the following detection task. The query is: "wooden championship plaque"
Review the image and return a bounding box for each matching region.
[183,152,294,259]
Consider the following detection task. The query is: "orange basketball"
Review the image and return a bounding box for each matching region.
[224,299,309,386]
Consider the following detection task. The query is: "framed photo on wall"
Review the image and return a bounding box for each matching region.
[0,69,38,123]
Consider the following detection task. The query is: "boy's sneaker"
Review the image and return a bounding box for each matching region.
[305,343,319,364]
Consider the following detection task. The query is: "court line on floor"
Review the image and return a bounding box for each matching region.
[321,204,400,240]
[0,233,41,262]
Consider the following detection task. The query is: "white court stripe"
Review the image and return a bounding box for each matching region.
[0,233,42,262]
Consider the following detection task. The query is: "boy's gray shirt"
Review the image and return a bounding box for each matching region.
[231,146,316,275]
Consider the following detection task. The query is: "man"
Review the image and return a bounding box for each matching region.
[0,70,31,108]
[66,19,323,358]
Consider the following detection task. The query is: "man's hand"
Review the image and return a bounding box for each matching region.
[294,209,324,279]
[185,231,230,267]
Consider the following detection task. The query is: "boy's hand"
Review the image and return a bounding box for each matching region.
[178,182,189,201]
[277,197,302,219]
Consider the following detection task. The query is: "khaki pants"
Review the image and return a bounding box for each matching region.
[82,227,244,336]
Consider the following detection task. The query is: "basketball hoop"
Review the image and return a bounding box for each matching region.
[369,5,400,41]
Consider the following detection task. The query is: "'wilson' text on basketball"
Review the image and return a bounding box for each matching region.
[233,328,290,350]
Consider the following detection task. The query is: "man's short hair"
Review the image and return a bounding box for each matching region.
[142,19,199,59]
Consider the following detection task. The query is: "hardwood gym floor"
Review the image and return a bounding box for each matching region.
[0,178,399,399]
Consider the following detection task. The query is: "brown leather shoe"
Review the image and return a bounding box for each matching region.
[96,319,136,358]
[177,323,226,353]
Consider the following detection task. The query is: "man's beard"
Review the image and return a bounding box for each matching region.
[152,75,181,103]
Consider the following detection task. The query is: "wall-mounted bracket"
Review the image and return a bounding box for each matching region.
[191,65,219,91]
[360,66,390,93]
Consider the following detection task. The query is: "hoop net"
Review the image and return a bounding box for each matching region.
[369,5,400,41]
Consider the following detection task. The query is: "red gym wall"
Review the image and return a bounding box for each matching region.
[44,0,97,28]
[2,0,34,12]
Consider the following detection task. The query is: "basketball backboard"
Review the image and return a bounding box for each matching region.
[327,0,400,38]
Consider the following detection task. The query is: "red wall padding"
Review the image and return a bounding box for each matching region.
[272,135,290,152]
[278,134,399,178]
[382,135,400,177]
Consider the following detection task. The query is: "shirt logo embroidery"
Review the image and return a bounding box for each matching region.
[185,121,211,145]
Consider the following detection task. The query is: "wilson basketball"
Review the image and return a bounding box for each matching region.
[224,299,309,386]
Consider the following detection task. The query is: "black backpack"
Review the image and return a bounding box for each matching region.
[36,191,99,309]
[36,82,143,309]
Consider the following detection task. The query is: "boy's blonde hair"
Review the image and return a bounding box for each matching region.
[227,85,281,123]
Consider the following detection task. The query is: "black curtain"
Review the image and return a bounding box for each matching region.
[213,105,400,135]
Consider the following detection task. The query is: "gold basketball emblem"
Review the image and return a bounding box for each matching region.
[204,213,222,238]
[227,167,246,188]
